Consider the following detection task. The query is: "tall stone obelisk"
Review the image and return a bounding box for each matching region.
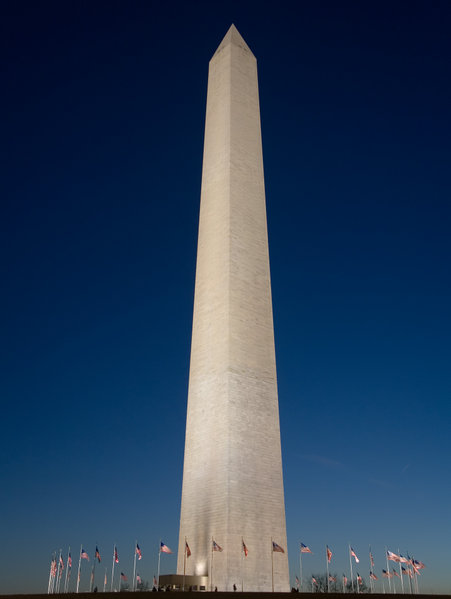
[177,25,289,592]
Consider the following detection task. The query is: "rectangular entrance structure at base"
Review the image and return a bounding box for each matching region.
[177,25,290,592]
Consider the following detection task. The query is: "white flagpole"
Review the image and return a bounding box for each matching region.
[90,546,97,593]
[271,538,274,593]
[76,545,82,594]
[64,547,70,593]
[210,537,214,592]
[299,543,302,593]
[110,545,116,593]
[241,537,244,592]
[103,568,107,592]
[349,545,354,592]
[385,548,392,593]
[157,539,162,590]
[398,549,404,594]
[47,554,54,594]
[132,541,138,592]
[326,546,330,593]
[183,537,187,592]
[55,549,62,594]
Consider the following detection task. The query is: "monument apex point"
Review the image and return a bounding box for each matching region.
[212,23,254,59]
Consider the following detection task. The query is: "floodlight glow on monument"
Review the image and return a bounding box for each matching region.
[177,25,289,592]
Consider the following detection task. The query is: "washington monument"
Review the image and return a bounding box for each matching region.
[177,25,290,592]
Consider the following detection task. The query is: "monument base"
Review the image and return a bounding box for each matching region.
[158,574,208,592]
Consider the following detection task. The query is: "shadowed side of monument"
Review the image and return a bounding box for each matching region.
[177,25,289,592]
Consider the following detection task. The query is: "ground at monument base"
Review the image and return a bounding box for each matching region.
[2,593,449,598]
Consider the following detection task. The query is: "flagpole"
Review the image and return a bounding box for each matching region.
[210,537,214,592]
[241,537,244,592]
[133,541,138,592]
[299,543,302,593]
[385,548,392,593]
[64,547,70,593]
[397,549,404,594]
[76,545,82,594]
[326,546,330,593]
[348,545,354,592]
[47,554,54,594]
[157,539,162,591]
[55,549,61,594]
[90,546,96,593]
[183,537,187,592]
[103,568,107,592]
[342,575,345,594]
[271,538,274,593]
[111,545,115,593]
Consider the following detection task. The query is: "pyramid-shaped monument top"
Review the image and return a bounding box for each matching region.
[212,24,254,58]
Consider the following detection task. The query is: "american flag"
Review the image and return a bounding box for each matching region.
[104,572,107,585]
[136,575,141,584]
[329,575,336,582]
[382,569,392,578]
[95,546,101,563]
[312,577,318,585]
[301,543,312,553]
[68,554,72,568]
[414,559,425,570]
[120,572,127,581]
[242,540,248,557]
[387,550,401,563]
[370,551,374,567]
[114,547,119,564]
[370,572,378,581]
[136,544,142,560]
[357,574,362,585]
[212,540,223,552]
[272,542,284,553]
[399,555,409,564]
[295,576,300,587]
[59,556,64,570]
[326,546,332,563]
[185,542,191,557]
[350,547,359,563]
[342,575,348,586]
[160,542,173,554]
[392,569,400,577]
[81,549,89,561]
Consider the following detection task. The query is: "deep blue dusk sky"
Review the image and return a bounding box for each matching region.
[1,0,450,594]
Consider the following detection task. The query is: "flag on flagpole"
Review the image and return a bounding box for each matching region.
[104,572,107,585]
[382,569,392,578]
[212,540,223,552]
[326,546,332,563]
[114,547,119,564]
[242,540,248,557]
[370,551,374,567]
[153,576,158,588]
[68,554,72,568]
[81,549,89,561]
[329,575,336,582]
[387,550,401,563]
[120,573,127,581]
[300,543,312,553]
[272,542,284,553]
[136,544,142,560]
[342,575,348,586]
[312,577,318,585]
[392,569,400,577]
[370,572,378,580]
[160,542,173,554]
[95,547,101,563]
[136,575,141,584]
[350,547,359,563]
[295,576,300,588]
[413,559,425,570]
[399,555,409,564]
[59,556,64,570]
[185,542,191,557]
